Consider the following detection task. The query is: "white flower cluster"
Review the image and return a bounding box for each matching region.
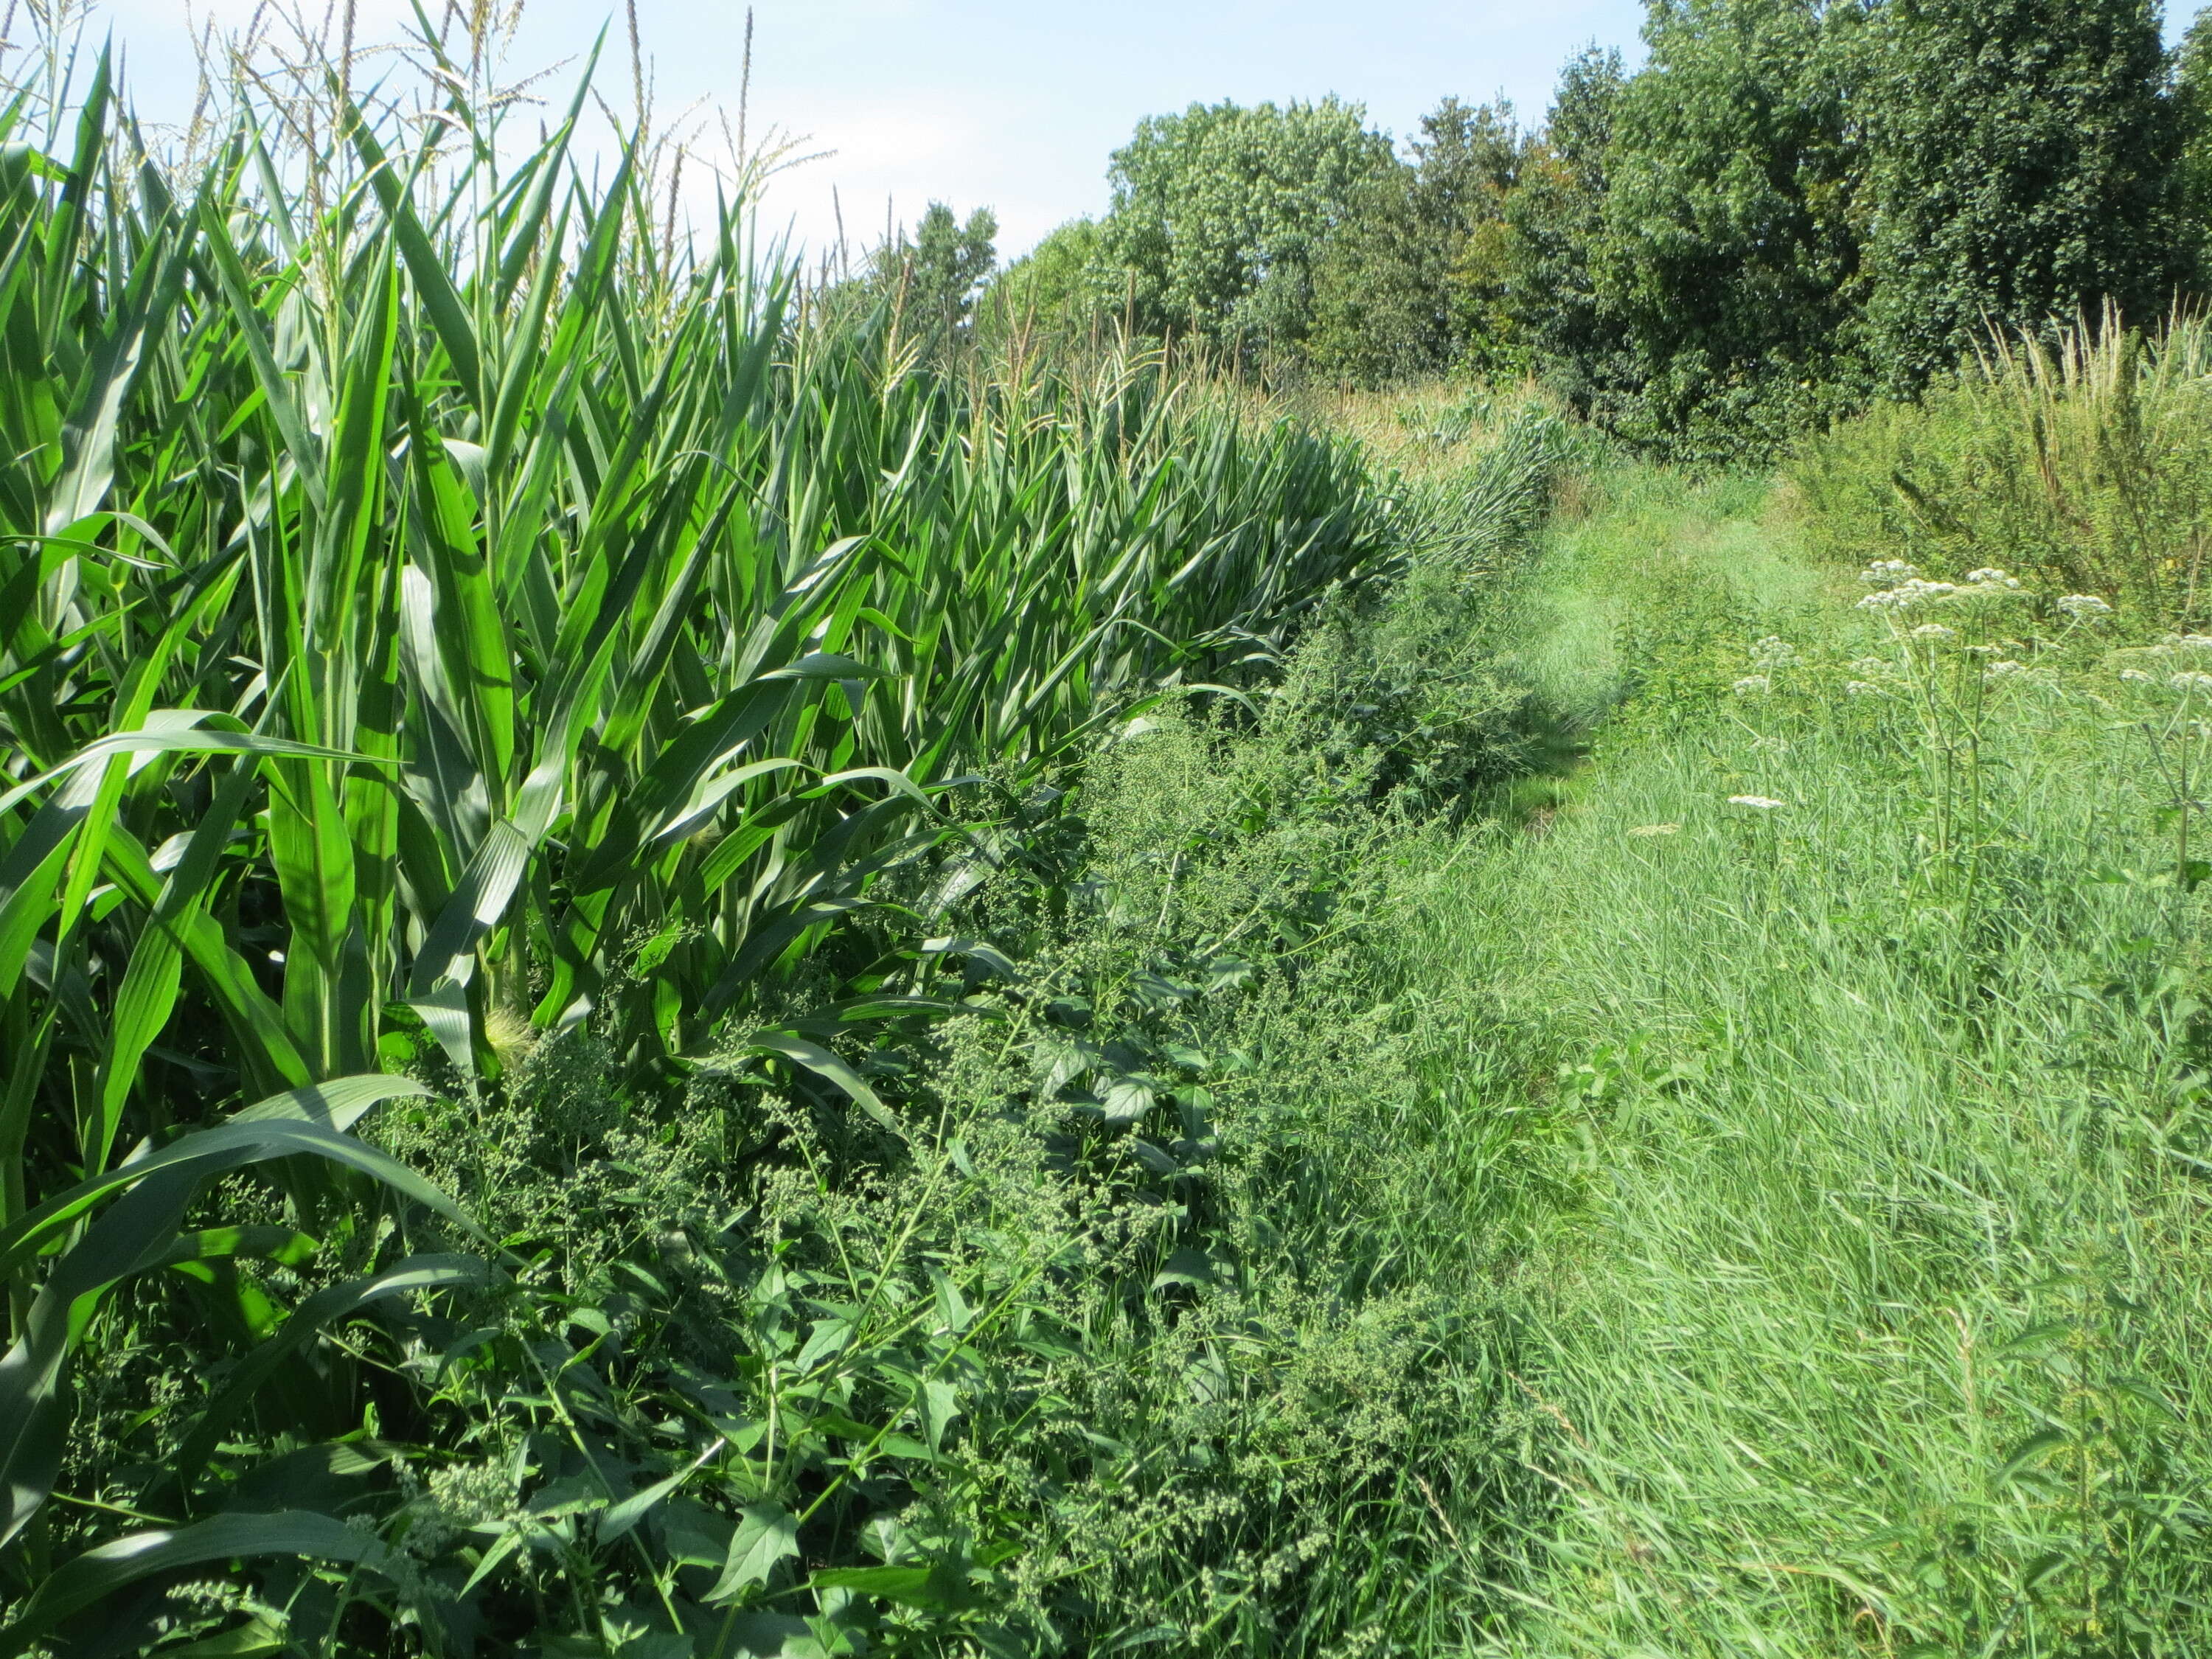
[1985,659,2028,681]
[2119,668,2157,684]
[2056,594,2113,619]
[1846,680,1879,696]
[1733,675,1773,695]
[1750,635,1799,669]
[1857,560,2023,612]
[1728,794,1787,810]
[2173,672,2212,693]
[1910,623,1958,642]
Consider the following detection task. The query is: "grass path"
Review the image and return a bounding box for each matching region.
[1391,468,2212,1657]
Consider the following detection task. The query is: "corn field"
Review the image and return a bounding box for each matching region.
[0,31,1408,1653]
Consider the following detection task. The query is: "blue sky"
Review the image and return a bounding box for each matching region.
[93,0,1650,259]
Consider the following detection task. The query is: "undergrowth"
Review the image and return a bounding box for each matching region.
[1409,466,2212,1658]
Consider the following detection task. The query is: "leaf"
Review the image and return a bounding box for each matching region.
[0,1114,480,1545]
[810,1564,937,1604]
[1994,1427,2072,1489]
[229,1074,434,1132]
[714,1614,832,1658]
[0,720,378,817]
[1101,1080,1155,1125]
[158,1614,291,1657]
[1128,1138,1179,1176]
[703,1501,801,1603]
[811,1558,975,1610]
[597,1438,723,1545]
[918,1377,960,1453]
[0,1512,392,1656]
[1990,1321,2073,1363]
[921,936,1022,982]
[747,1031,902,1137]
[1152,1248,1216,1290]
[170,1256,498,1489]
[0,1091,451,1279]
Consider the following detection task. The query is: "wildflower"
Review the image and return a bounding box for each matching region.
[1985,660,2028,678]
[2119,668,2155,684]
[1728,795,1787,810]
[1964,567,2018,587]
[2177,634,2212,650]
[1628,823,1680,837]
[1750,636,1798,669]
[2173,672,2212,692]
[1909,622,1957,642]
[1860,582,1942,610]
[1733,675,1773,695]
[1845,681,1877,695]
[2056,594,2113,619]
[1860,559,1919,585]
[1849,656,1889,674]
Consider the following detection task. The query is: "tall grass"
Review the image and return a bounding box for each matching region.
[1396,468,2212,1658]
[1795,310,2212,624]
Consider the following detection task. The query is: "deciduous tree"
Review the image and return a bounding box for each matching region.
[1097,99,1396,362]
[1863,0,2188,389]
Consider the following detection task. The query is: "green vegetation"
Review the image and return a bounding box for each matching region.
[1012,0,2196,454]
[1797,314,2212,620]
[1094,97,1398,364]
[1415,456,2212,1656]
[0,21,1457,1651]
[10,2,2212,1655]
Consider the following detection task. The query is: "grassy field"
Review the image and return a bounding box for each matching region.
[1379,462,2212,1657]
[4,18,2211,1650]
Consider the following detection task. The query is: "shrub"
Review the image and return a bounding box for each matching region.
[1792,313,2212,626]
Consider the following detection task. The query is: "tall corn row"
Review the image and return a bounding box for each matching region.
[0,40,1390,1630]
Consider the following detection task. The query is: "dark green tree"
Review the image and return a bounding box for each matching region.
[2179,5,2212,286]
[880,201,999,358]
[1860,0,2188,389]
[1501,47,1631,417]
[1096,98,1396,362]
[1590,0,1872,454]
[1305,97,1527,384]
[2180,7,2212,265]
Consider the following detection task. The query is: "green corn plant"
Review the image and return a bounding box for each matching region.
[0,17,1398,1645]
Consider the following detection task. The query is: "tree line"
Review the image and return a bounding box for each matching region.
[875,0,2212,459]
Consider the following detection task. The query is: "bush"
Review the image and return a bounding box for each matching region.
[1792,314,2212,626]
